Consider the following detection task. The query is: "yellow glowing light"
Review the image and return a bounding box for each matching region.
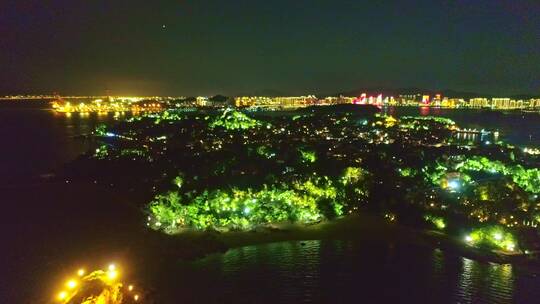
[108,264,116,271]
[493,233,503,241]
[134,294,140,301]
[77,269,85,276]
[507,243,515,251]
[66,280,77,289]
[58,291,67,301]
[107,270,118,280]
[128,285,134,291]
[465,235,473,243]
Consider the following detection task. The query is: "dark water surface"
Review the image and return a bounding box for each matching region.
[0,101,126,183]
[2,102,540,303]
[384,106,540,146]
[171,240,540,304]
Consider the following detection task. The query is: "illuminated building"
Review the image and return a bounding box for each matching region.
[196,96,209,107]
[529,99,540,108]
[275,95,318,107]
[376,94,383,106]
[470,98,489,108]
[432,94,442,106]
[450,98,465,108]
[235,96,277,107]
[234,96,318,108]
[492,98,512,109]
[360,93,367,104]
[320,96,355,105]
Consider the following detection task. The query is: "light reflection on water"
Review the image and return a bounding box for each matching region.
[455,258,514,303]
[0,102,130,182]
[166,240,540,304]
[383,106,540,146]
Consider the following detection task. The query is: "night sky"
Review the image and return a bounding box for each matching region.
[1,0,539,96]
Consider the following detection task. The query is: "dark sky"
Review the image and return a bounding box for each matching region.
[1,0,539,96]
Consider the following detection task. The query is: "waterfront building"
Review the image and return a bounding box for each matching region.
[492,98,512,109]
[470,98,490,108]
[196,96,209,107]
[529,99,540,108]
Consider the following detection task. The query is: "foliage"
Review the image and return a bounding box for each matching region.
[424,214,445,229]
[341,167,368,185]
[94,145,109,159]
[299,148,317,163]
[148,183,327,232]
[146,168,373,233]
[256,145,276,159]
[120,148,147,158]
[94,124,108,136]
[401,116,456,126]
[425,156,540,194]
[398,167,416,177]
[397,116,456,132]
[466,225,517,251]
[209,109,265,130]
[151,109,185,124]
[173,175,184,188]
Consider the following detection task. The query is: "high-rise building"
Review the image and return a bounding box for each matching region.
[470,98,489,108]
[492,98,511,109]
